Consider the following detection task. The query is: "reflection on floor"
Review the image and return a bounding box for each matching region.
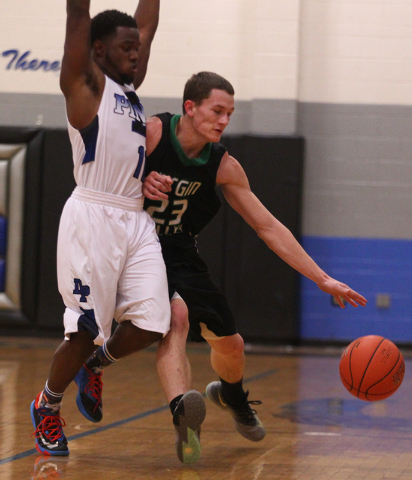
[0,337,410,479]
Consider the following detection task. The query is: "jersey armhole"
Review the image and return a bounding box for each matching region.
[147,112,173,159]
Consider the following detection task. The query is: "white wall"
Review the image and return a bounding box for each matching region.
[0,0,64,94]
[1,1,411,106]
[0,0,301,102]
[145,0,301,102]
[298,0,412,106]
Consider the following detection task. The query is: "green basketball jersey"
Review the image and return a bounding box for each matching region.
[144,113,227,237]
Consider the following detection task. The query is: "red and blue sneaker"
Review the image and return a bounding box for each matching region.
[74,364,103,423]
[31,392,69,456]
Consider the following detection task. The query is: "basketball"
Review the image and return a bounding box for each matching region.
[339,335,405,401]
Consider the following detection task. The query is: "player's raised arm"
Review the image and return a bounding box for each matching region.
[133,0,160,89]
[217,153,367,308]
[60,0,104,129]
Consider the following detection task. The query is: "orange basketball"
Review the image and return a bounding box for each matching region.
[339,335,405,401]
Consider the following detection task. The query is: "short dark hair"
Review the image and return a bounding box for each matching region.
[182,72,235,114]
[90,9,137,46]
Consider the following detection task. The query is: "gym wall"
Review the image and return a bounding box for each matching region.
[0,0,411,343]
[0,128,75,334]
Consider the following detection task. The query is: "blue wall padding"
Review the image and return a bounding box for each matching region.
[0,259,5,292]
[0,216,7,257]
[300,236,412,343]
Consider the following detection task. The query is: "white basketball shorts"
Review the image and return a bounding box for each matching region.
[57,187,170,345]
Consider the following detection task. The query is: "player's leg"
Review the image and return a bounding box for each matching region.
[162,242,264,443]
[109,215,206,464]
[208,333,245,383]
[47,331,97,393]
[63,199,128,424]
[107,321,163,356]
[75,210,170,422]
[205,333,265,442]
[157,296,192,403]
[31,330,96,456]
[156,295,205,464]
[74,320,164,421]
[31,198,112,456]
[73,322,163,425]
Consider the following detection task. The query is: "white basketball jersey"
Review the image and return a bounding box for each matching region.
[67,76,146,198]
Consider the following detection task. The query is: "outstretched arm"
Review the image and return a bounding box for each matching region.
[217,153,367,308]
[133,0,160,89]
[60,0,104,129]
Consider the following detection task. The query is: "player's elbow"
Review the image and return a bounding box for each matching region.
[255,223,277,243]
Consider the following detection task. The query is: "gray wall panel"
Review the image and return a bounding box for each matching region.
[0,93,66,128]
[0,93,297,136]
[250,99,297,135]
[298,103,412,240]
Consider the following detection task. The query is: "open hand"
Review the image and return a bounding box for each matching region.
[317,277,367,308]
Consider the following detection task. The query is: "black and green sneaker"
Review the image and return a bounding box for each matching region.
[173,390,206,464]
[205,381,265,441]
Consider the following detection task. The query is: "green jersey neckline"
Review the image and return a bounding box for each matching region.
[170,114,212,166]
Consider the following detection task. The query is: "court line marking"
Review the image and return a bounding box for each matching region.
[0,368,277,465]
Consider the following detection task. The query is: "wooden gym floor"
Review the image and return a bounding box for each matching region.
[0,337,411,480]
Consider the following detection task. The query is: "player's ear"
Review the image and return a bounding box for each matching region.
[184,100,195,117]
[93,40,105,59]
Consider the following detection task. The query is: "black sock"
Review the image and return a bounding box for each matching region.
[169,394,184,414]
[220,377,247,408]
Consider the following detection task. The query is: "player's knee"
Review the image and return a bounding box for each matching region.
[170,300,189,334]
[229,334,244,357]
[131,327,163,350]
[213,333,244,357]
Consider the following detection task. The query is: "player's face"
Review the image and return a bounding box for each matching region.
[102,26,140,85]
[191,89,235,143]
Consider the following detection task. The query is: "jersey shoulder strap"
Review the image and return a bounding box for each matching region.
[149,113,173,160]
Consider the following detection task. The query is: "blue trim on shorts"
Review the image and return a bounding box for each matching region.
[78,308,99,340]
